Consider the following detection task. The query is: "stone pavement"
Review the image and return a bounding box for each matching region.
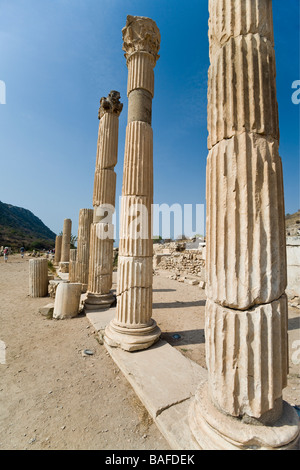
[86,306,206,450]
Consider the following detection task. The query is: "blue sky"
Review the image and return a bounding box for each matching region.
[0,0,299,240]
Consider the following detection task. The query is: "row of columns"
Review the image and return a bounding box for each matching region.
[47,7,298,450]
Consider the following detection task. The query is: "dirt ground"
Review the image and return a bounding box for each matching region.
[0,255,299,450]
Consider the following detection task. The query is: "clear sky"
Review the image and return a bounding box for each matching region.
[0,0,299,240]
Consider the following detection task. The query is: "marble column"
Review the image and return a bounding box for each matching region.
[29,258,48,297]
[60,218,72,272]
[104,15,161,351]
[69,248,77,283]
[75,208,93,292]
[189,0,300,450]
[84,91,123,311]
[54,235,62,265]
[53,282,82,319]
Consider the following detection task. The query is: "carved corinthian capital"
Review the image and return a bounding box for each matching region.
[98,90,123,120]
[122,15,160,63]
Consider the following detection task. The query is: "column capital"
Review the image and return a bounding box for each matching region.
[122,15,160,65]
[98,90,123,120]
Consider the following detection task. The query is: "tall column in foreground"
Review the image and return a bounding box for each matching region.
[189,0,299,450]
[104,15,161,351]
[75,208,93,292]
[84,91,123,311]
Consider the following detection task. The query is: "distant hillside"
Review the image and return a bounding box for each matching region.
[286,209,300,236]
[0,201,56,251]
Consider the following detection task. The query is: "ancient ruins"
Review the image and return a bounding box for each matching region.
[25,5,299,451]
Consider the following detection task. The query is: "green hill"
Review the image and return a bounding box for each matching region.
[0,201,56,251]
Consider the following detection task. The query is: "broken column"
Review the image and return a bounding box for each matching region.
[84,91,123,310]
[104,15,161,351]
[29,258,48,297]
[59,218,72,273]
[189,0,300,450]
[75,208,93,292]
[53,282,82,319]
[54,235,62,265]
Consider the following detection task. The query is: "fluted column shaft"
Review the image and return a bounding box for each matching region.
[189,0,299,450]
[84,91,123,311]
[104,16,161,351]
[75,208,93,291]
[60,218,72,263]
[69,248,77,283]
[29,258,48,297]
[54,235,62,265]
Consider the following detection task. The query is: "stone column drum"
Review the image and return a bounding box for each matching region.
[69,248,77,283]
[189,0,300,450]
[53,282,82,319]
[104,15,161,351]
[84,92,123,311]
[54,235,62,265]
[60,218,72,263]
[29,258,48,297]
[75,208,93,292]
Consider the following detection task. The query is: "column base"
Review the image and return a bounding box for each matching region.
[189,382,300,450]
[84,292,115,311]
[104,319,161,352]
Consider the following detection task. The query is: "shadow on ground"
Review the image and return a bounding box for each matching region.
[161,329,205,347]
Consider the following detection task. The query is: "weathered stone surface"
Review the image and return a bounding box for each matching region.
[117,256,153,292]
[205,296,288,419]
[29,258,48,297]
[38,303,54,318]
[75,209,93,290]
[206,133,286,309]
[105,339,206,417]
[190,0,299,450]
[95,112,120,170]
[60,218,72,263]
[190,383,300,450]
[85,92,122,312]
[59,261,69,274]
[88,224,114,290]
[122,121,153,197]
[69,248,77,283]
[48,279,67,298]
[122,15,160,98]
[208,0,274,58]
[208,34,278,149]
[54,235,62,265]
[104,16,161,352]
[93,169,116,208]
[118,196,153,258]
[98,90,123,120]
[53,282,82,319]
